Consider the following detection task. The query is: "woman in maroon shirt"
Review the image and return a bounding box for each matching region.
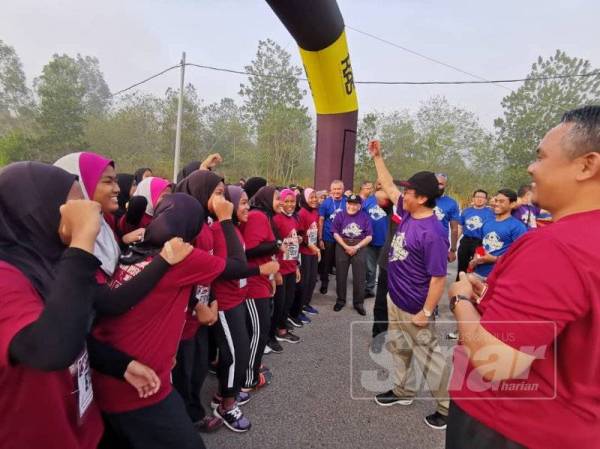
[0,162,105,449]
[240,185,282,390]
[272,189,302,347]
[296,188,322,316]
[92,192,246,449]
[210,185,279,432]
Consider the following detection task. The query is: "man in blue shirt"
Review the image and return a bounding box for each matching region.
[434,174,460,262]
[360,181,389,298]
[470,189,527,278]
[456,189,495,279]
[318,180,346,294]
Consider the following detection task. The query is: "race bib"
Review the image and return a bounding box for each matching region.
[74,349,93,419]
[307,226,318,246]
[195,285,211,305]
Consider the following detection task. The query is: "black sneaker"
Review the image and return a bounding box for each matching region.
[287,316,303,328]
[354,304,366,316]
[446,331,459,340]
[319,286,328,294]
[276,331,300,344]
[374,390,414,407]
[333,302,345,312]
[267,338,283,353]
[424,411,447,430]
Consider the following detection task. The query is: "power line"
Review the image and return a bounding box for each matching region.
[346,25,513,92]
[110,64,181,97]
[109,61,600,97]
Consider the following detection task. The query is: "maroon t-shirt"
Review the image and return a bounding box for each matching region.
[298,207,319,256]
[240,210,276,299]
[211,221,248,311]
[92,249,225,413]
[450,210,600,449]
[0,263,103,449]
[181,224,214,340]
[273,213,300,275]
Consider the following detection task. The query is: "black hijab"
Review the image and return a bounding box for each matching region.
[175,170,224,219]
[0,162,77,298]
[243,176,267,201]
[225,185,245,226]
[116,173,135,214]
[177,160,201,183]
[134,167,152,184]
[250,186,280,239]
[120,193,204,265]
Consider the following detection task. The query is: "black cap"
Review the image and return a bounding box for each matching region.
[399,171,441,200]
[346,194,362,205]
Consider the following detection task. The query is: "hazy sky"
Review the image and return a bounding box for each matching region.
[2,0,599,129]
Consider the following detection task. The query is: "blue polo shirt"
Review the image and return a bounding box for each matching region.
[362,195,388,247]
[475,216,527,277]
[460,206,495,239]
[434,195,460,235]
[319,196,346,242]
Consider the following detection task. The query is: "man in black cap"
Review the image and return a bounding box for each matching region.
[369,140,451,430]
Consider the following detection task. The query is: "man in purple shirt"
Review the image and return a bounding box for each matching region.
[512,183,541,229]
[369,140,451,431]
[332,194,373,315]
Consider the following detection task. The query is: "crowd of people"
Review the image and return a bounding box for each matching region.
[0,106,598,449]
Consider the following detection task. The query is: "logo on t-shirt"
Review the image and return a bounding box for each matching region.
[368,205,387,221]
[434,206,445,221]
[465,215,484,231]
[342,222,363,238]
[483,231,504,252]
[390,232,409,262]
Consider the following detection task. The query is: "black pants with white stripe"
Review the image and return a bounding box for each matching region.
[272,272,296,336]
[215,302,251,398]
[244,297,271,388]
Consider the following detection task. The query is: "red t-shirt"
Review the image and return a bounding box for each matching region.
[298,207,319,256]
[92,249,225,413]
[181,224,215,340]
[240,210,276,299]
[0,263,103,449]
[210,221,248,311]
[450,210,600,449]
[273,213,300,275]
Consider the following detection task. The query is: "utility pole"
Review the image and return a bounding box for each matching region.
[173,51,186,182]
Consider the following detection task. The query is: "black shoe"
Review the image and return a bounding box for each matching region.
[364,291,375,299]
[333,302,345,312]
[275,331,300,344]
[287,316,303,328]
[267,338,283,353]
[354,304,366,316]
[424,411,447,430]
[374,390,414,407]
[319,286,328,294]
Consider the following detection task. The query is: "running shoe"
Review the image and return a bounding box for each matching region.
[374,390,414,406]
[424,412,447,430]
[214,405,251,433]
[446,331,459,340]
[275,331,300,343]
[263,344,273,354]
[266,339,283,353]
[241,371,273,393]
[287,316,304,328]
[194,415,223,433]
[303,305,319,315]
[297,313,311,324]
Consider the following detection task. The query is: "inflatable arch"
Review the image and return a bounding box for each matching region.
[265,0,359,190]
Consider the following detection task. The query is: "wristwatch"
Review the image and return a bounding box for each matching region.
[422,307,433,318]
[449,294,474,312]
[276,239,283,249]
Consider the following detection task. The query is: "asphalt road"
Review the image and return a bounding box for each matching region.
[202,262,458,449]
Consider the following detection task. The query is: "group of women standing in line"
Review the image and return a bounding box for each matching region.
[0,151,322,449]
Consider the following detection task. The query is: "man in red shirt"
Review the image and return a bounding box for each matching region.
[446,106,600,449]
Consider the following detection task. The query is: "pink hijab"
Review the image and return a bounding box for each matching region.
[54,152,120,275]
[133,177,172,216]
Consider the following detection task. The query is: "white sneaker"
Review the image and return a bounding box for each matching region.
[263,345,273,354]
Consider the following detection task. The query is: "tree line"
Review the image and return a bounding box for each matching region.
[1,37,599,198]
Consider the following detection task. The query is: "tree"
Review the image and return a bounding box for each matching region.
[355,112,380,183]
[239,39,307,127]
[0,40,33,134]
[495,50,600,186]
[35,53,111,161]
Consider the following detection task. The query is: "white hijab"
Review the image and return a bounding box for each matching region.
[54,152,121,276]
